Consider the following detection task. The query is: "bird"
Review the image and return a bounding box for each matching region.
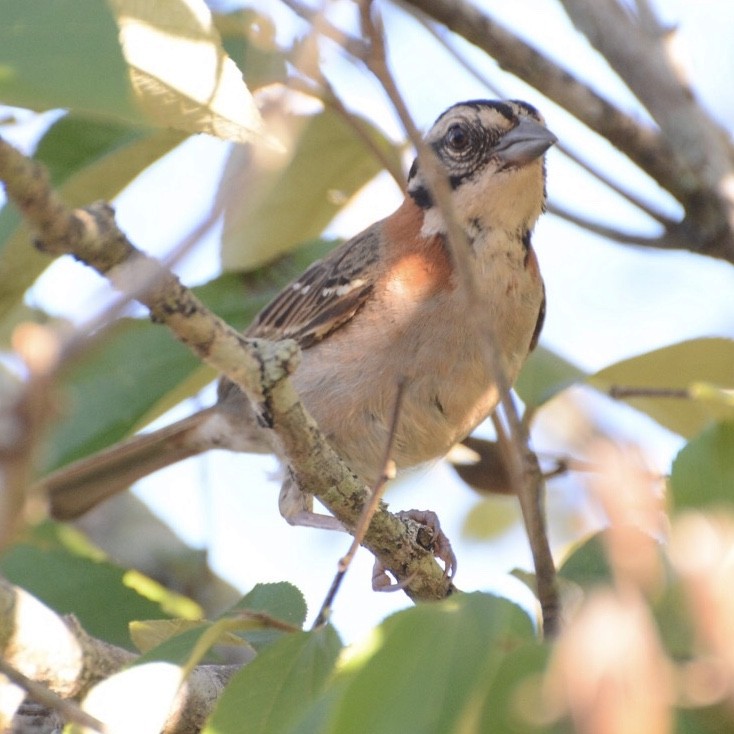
[41,99,556,580]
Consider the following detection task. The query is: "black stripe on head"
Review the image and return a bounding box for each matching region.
[434,99,515,125]
[509,99,541,121]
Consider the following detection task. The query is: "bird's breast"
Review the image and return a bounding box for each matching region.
[293,229,543,484]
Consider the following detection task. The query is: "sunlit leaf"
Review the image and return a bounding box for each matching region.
[326,593,533,734]
[131,619,209,654]
[0,0,139,122]
[589,338,734,438]
[108,0,266,143]
[670,421,734,508]
[0,544,170,648]
[203,626,342,734]
[218,107,401,270]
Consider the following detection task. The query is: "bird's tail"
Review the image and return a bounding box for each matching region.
[42,407,233,520]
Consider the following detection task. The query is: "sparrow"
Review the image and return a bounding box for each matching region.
[42,99,556,580]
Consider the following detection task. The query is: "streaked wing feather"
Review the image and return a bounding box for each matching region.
[246,224,381,347]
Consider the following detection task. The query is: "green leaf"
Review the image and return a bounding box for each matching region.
[0,544,170,648]
[133,619,253,670]
[224,582,308,650]
[477,642,552,733]
[44,317,202,470]
[515,345,586,408]
[0,0,139,122]
[218,107,401,270]
[0,116,184,323]
[214,9,287,91]
[670,421,734,509]
[107,0,266,143]
[42,242,336,471]
[203,626,342,734]
[557,533,613,589]
[462,495,521,540]
[589,338,734,438]
[326,593,534,734]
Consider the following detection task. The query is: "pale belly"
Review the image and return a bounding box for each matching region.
[293,279,541,484]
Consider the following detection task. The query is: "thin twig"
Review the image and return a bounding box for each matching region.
[0,658,107,733]
[609,385,690,400]
[553,142,677,227]
[287,75,405,188]
[280,0,369,58]
[546,202,667,246]
[313,379,407,628]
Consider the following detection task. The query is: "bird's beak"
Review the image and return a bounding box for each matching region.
[494,117,557,168]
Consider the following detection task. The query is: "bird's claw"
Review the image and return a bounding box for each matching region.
[371,508,457,591]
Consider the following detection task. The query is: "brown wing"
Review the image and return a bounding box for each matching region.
[245,223,381,348]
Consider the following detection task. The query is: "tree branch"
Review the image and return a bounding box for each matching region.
[558,0,734,259]
[0,579,237,733]
[398,0,734,261]
[0,134,452,602]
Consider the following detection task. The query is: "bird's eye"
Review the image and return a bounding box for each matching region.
[445,123,470,152]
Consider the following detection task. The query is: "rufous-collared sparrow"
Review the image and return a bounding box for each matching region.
[43,99,556,577]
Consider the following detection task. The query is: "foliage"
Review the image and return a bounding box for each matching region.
[1,0,733,733]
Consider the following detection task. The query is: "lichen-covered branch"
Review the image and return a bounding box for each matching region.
[0,579,237,733]
[0,134,452,601]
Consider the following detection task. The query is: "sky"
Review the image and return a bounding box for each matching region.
[6,0,734,642]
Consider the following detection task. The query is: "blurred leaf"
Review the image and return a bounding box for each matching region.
[557,532,613,589]
[131,618,248,655]
[478,642,552,733]
[44,317,202,470]
[42,244,336,471]
[670,421,734,509]
[133,619,255,670]
[325,593,534,734]
[589,338,734,438]
[218,107,401,270]
[107,0,266,143]
[124,569,202,619]
[203,626,342,734]
[75,662,183,734]
[448,437,513,495]
[463,495,521,540]
[0,544,170,648]
[516,345,586,408]
[0,0,139,122]
[0,116,184,322]
[676,703,734,734]
[214,9,287,90]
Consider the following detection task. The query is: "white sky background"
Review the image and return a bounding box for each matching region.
[8,0,734,641]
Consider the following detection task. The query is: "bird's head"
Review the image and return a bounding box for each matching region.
[408,100,556,239]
